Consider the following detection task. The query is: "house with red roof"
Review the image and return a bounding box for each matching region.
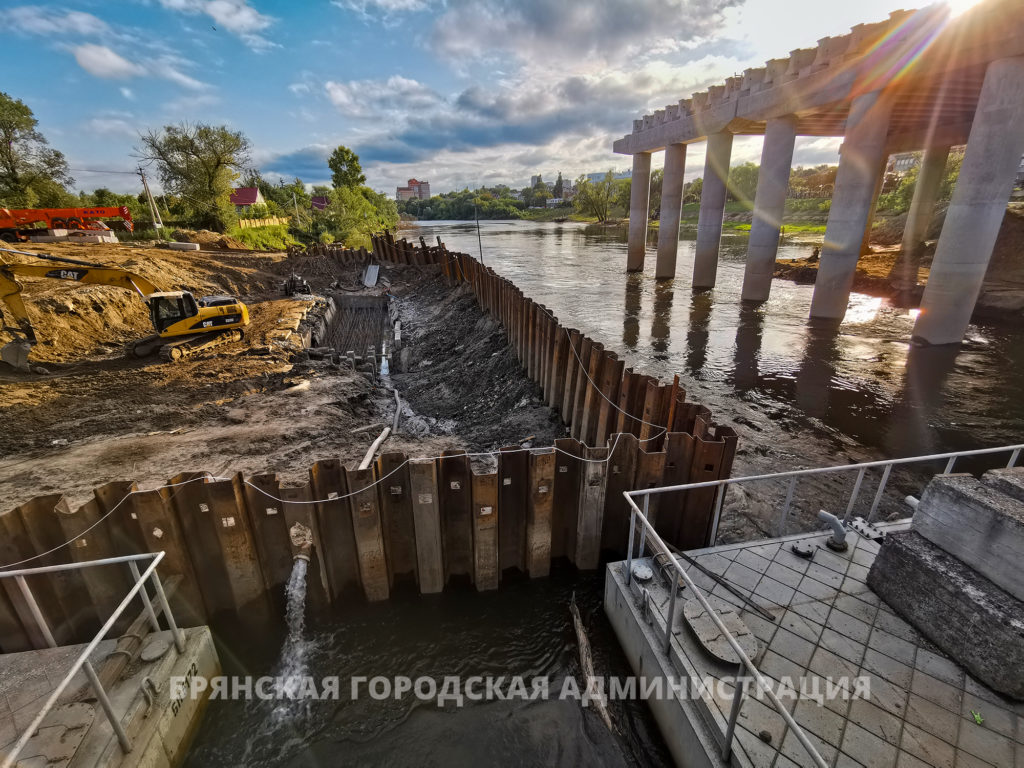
[229,187,265,212]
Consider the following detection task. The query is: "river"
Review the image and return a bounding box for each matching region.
[184,219,1021,767]
[412,220,1024,471]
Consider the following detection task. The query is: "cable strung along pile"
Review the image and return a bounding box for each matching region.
[0,231,737,654]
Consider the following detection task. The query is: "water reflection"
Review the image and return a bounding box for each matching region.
[412,220,1024,462]
[733,306,765,394]
[651,281,674,360]
[685,292,712,376]
[796,323,843,421]
[623,274,642,350]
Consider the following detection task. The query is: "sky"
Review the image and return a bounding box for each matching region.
[1,0,973,196]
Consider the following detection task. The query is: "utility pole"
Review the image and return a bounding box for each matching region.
[138,168,164,234]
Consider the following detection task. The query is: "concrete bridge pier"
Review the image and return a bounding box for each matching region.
[741,116,797,302]
[655,143,687,279]
[626,152,652,272]
[692,132,734,290]
[889,144,951,289]
[913,56,1024,345]
[810,90,893,319]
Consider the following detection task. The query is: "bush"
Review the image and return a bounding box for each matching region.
[227,224,297,251]
[319,232,335,244]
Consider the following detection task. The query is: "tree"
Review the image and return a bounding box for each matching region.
[553,172,563,198]
[573,172,615,222]
[328,145,366,189]
[322,185,397,247]
[727,162,759,203]
[684,178,702,204]
[0,91,72,207]
[137,122,251,232]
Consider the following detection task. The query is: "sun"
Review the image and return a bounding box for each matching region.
[946,0,985,16]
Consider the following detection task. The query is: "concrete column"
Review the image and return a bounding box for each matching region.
[913,56,1024,345]
[693,132,734,289]
[810,90,894,319]
[888,144,950,289]
[741,116,797,302]
[860,154,890,255]
[655,143,687,279]
[626,152,652,272]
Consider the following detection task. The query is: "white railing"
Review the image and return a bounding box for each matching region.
[619,442,1022,767]
[652,443,1022,545]
[0,552,183,768]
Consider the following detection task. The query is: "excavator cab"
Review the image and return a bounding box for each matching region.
[147,291,200,333]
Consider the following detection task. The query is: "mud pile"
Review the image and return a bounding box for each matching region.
[172,228,249,250]
[388,269,562,452]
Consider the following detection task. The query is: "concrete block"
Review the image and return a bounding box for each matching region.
[912,473,1024,601]
[168,242,201,251]
[868,530,1024,700]
[982,466,1024,503]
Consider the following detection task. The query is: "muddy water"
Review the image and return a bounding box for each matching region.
[184,570,671,768]
[414,220,1024,471]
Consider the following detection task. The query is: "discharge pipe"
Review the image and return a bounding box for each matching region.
[817,510,848,552]
[289,522,314,562]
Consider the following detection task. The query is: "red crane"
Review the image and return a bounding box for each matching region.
[0,206,134,242]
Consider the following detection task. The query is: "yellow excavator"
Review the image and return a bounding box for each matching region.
[0,248,249,372]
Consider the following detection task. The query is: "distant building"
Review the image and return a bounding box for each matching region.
[546,198,565,208]
[509,190,524,201]
[311,196,329,211]
[530,175,542,188]
[887,152,919,175]
[561,180,574,199]
[584,170,631,184]
[229,187,265,212]
[396,178,431,201]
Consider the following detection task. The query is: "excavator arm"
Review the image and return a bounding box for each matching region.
[0,252,161,344]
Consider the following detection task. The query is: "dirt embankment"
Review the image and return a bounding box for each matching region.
[0,240,564,510]
[773,204,1024,318]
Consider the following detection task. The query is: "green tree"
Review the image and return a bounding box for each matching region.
[649,168,664,216]
[322,185,397,247]
[137,122,251,232]
[553,172,563,198]
[727,162,759,204]
[0,91,72,207]
[328,145,366,189]
[684,177,702,204]
[573,172,615,222]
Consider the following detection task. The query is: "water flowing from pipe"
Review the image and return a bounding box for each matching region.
[273,556,310,720]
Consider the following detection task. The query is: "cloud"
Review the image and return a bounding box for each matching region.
[432,0,743,64]
[85,116,139,137]
[156,0,277,50]
[120,87,135,100]
[8,5,110,36]
[331,0,430,20]
[72,44,146,79]
[325,75,444,119]
[163,93,221,114]
[288,82,311,95]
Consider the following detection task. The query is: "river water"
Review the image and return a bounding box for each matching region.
[413,220,1024,471]
[184,220,1022,767]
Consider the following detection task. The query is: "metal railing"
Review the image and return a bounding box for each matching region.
[619,442,1023,767]
[659,443,1021,546]
[0,552,183,768]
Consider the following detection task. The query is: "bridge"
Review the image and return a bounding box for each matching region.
[614,0,1024,345]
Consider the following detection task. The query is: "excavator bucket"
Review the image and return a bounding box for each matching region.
[1,340,32,372]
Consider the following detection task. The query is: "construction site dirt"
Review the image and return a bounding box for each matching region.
[0,241,557,510]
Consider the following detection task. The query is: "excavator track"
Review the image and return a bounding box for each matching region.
[158,329,244,362]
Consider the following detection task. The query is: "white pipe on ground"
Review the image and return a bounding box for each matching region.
[359,426,391,470]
